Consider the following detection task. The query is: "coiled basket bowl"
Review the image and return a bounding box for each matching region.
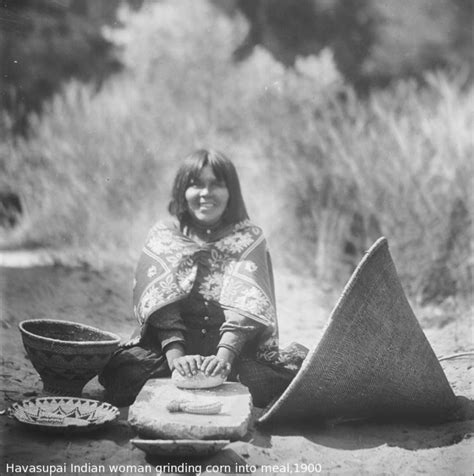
[19,319,121,396]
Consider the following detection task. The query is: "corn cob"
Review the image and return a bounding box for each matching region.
[166,399,222,415]
[181,400,222,414]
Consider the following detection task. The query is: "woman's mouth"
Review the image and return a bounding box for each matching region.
[199,201,215,210]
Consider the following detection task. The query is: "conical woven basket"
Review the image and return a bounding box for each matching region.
[259,237,456,425]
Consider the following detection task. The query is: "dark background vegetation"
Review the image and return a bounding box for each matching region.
[2,0,472,131]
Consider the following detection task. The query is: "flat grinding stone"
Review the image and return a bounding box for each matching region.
[128,379,252,440]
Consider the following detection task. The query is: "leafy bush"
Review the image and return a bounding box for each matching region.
[3,0,472,300]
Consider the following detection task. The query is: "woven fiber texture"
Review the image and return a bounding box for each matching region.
[19,319,121,396]
[258,237,456,425]
[8,397,119,432]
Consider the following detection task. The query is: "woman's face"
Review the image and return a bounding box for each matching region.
[185,165,229,225]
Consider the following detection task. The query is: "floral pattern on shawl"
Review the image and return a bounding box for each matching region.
[132,220,280,358]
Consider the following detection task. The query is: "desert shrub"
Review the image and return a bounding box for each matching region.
[3,0,472,299]
[246,68,473,298]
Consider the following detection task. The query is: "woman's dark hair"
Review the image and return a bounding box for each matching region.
[168,149,249,226]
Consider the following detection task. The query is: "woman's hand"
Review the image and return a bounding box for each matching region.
[200,355,231,377]
[171,354,203,377]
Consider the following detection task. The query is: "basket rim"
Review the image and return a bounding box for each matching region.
[19,319,121,346]
[11,395,118,409]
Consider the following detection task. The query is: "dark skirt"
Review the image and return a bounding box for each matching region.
[98,343,296,408]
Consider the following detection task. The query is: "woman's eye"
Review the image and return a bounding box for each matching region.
[211,180,226,188]
[189,180,225,189]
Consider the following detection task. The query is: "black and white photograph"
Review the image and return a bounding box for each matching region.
[1,0,473,475]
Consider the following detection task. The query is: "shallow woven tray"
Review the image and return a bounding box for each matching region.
[8,397,119,432]
[259,237,457,425]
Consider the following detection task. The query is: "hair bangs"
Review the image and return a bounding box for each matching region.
[206,154,227,183]
[168,149,249,226]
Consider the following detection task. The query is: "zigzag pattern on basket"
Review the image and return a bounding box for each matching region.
[25,347,112,368]
[9,397,119,429]
[34,367,98,381]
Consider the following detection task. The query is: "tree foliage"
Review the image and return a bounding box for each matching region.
[0,0,142,132]
[1,0,472,132]
[216,0,473,88]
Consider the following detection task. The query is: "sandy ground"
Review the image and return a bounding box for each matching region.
[0,255,473,476]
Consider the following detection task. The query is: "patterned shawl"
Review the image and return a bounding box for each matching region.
[131,219,279,359]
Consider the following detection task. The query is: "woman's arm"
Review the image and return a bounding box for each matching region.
[164,342,185,369]
[148,303,201,376]
[148,303,186,350]
[201,311,264,376]
[219,310,264,356]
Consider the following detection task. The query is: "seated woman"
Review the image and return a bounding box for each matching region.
[99,149,306,408]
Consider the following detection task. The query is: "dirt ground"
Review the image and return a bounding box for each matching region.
[0,254,473,476]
